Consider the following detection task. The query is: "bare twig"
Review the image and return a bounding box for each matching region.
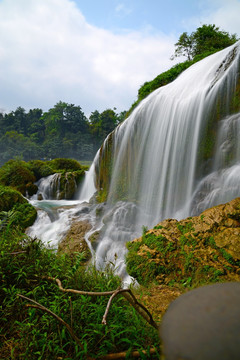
[4,251,27,255]
[102,288,125,325]
[17,294,83,350]
[44,276,159,329]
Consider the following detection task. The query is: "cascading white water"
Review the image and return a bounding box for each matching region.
[91,42,240,277]
[28,42,240,283]
[77,160,97,202]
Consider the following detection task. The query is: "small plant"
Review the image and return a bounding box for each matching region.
[0,218,160,359]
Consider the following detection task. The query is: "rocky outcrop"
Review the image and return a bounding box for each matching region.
[126,198,240,287]
[58,220,91,261]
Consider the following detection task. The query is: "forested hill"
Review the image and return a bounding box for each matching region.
[0,102,126,166]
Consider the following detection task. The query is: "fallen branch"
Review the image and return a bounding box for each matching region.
[121,290,159,330]
[99,347,158,359]
[102,288,125,325]
[3,251,27,255]
[43,276,116,296]
[44,276,159,329]
[17,294,84,350]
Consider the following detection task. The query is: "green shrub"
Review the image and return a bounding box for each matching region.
[48,158,83,171]
[0,160,36,195]
[0,185,27,212]
[28,160,54,180]
[12,203,37,228]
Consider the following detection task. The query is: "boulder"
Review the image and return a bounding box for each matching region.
[160,282,240,360]
[58,220,91,261]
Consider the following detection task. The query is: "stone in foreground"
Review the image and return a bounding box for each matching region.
[160,282,240,360]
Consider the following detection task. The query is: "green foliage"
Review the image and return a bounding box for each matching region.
[0,188,37,230]
[0,102,124,165]
[127,61,193,115]
[126,221,239,288]
[0,219,160,359]
[0,160,36,195]
[28,160,55,180]
[126,232,177,285]
[12,203,37,229]
[126,24,239,117]
[172,24,238,61]
[0,185,27,212]
[48,158,83,172]
[177,221,194,235]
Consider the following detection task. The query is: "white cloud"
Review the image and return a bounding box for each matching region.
[204,0,240,35]
[0,0,176,115]
[184,0,240,36]
[115,3,132,16]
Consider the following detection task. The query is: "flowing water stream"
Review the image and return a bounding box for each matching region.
[28,42,240,283]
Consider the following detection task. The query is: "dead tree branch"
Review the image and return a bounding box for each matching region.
[43,276,116,296]
[102,288,125,325]
[121,290,159,330]
[44,276,159,329]
[99,347,158,359]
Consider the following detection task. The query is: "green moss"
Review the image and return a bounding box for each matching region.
[0,160,36,195]
[48,158,83,171]
[95,133,114,202]
[0,185,37,230]
[126,225,239,287]
[28,160,55,180]
[0,185,27,212]
[12,203,37,228]
[72,169,86,185]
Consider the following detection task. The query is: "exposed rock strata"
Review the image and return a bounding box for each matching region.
[126,198,240,286]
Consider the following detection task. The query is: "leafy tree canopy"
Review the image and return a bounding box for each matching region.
[172,24,238,61]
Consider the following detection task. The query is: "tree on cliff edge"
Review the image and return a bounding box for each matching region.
[172,24,238,61]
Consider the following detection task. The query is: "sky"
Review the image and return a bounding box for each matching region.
[0,0,240,117]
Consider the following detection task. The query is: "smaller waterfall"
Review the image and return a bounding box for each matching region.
[33,173,61,200]
[77,161,97,202]
[27,165,97,251]
[32,172,78,200]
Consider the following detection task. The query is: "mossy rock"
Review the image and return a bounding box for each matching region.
[58,220,91,261]
[0,185,37,230]
[0,160,36,195]
[12,203,37,228]
[28,160,54,180]
[48,158,84,171]
[0,185,27,211]
[126,198,240,287]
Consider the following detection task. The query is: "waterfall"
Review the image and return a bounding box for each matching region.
[33,173,62,200]
[77,158,97,202]
[28,42,240,283]
[90,42,240,278]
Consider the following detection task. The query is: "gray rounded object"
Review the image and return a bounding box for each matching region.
[160,282,240,360]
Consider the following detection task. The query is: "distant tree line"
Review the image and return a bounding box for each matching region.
[0,101,126,166]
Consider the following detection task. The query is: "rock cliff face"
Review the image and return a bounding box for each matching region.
[58,220,91,261]
[126,198,240,287]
